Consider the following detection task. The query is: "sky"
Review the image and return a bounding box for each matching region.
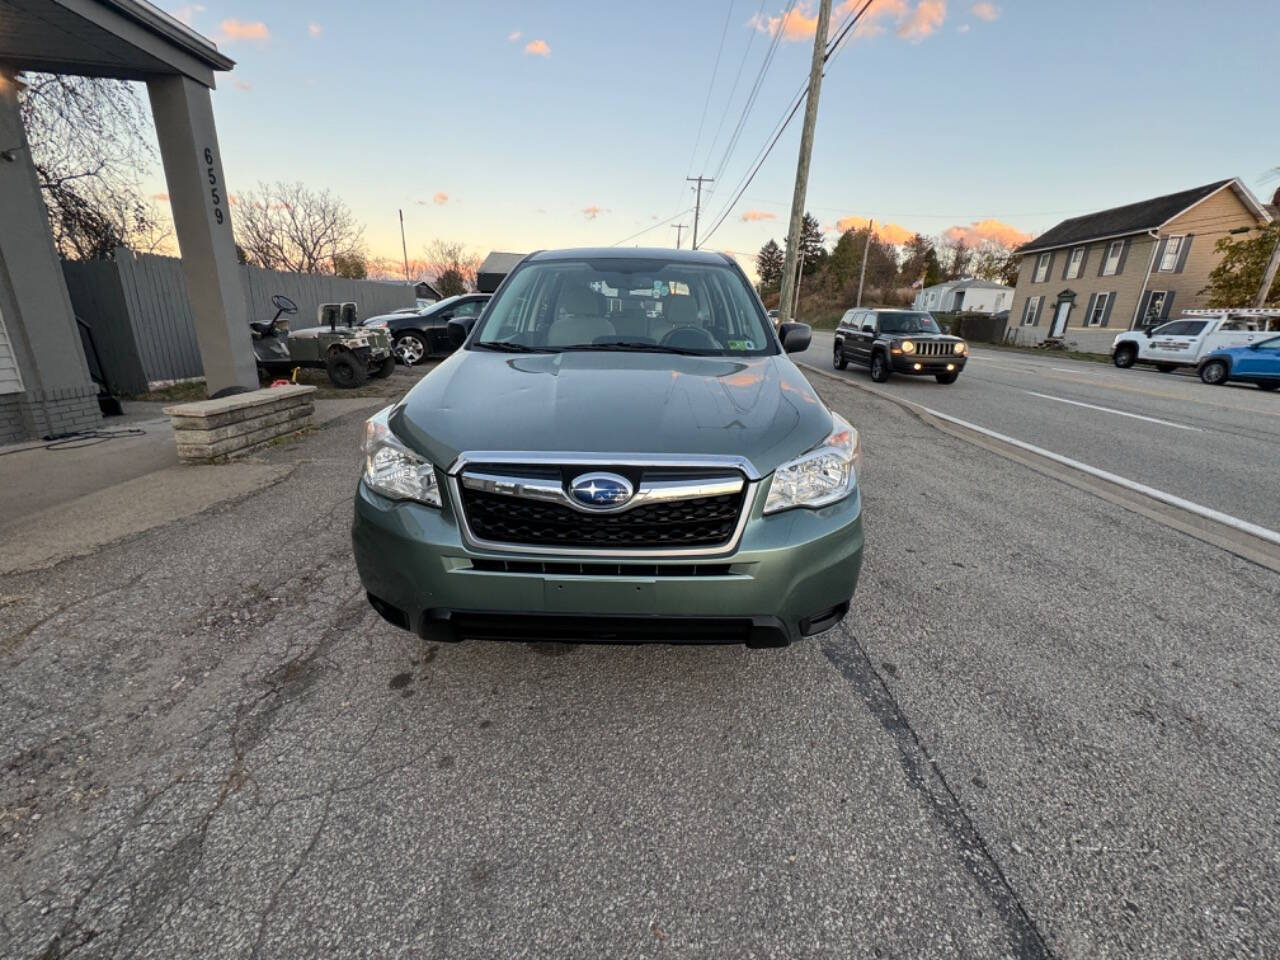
[154,0,1280,276]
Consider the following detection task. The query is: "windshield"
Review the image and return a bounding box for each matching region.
[470,257,775,356]
[878,312,940,334]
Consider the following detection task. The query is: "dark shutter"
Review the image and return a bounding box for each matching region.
[1175,235,1193,273]
[1100,292,1115,327]
[1136,291,1152,326]
[1097,243,1109,277]
[1084,293,1098,326]
[1161,290,1176,319]
[1077,246,1089,277]
[1033,297,1044,325]
[1115,238,1131,274]
[1061,253,1071,281]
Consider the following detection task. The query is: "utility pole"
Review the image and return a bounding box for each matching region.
[671,223,687,250]
[793,251,806,317]
[856,219,873,307]
[398,208,410,283]
[687,176,714,249]
[1254,228,1280,308]
[777,0,832,326]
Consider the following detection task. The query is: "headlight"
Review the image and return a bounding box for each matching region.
[901,340,916,354]
[362,406,441,506]
[368,321,388,329]
[764,413,862,515]
[954,341,967,355]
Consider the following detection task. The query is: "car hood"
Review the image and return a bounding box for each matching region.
[390,350,833,476]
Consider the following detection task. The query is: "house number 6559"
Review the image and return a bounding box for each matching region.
[204,148,224,224]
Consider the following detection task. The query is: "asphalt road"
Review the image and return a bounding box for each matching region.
[803,330,1280,532]
[2,368,1278,958]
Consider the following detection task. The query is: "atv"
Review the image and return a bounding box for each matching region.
[251,295,396,388]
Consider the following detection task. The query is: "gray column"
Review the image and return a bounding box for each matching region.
[146,75,257,397]
[0,70,101,443]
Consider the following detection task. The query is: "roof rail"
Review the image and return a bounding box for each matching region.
[1181,307,1280,316]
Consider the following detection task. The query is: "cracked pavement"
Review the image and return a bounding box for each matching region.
[2,378,1278,958]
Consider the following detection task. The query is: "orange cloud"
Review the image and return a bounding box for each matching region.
[753,1,944,43]
[740,210,777,222]
[583,205,607,220]
[508,30,522,42]
[834,216,915,246]
[219,19,269,42]
[970,2,999,21]
[433,192,448,205]
[898,0,946,41]
[525,39,550,56]
[942,218,1033,248]
[151,192,169,203]
[308,22,323,37]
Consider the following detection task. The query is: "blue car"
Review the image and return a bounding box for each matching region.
[1198,335,1280,391]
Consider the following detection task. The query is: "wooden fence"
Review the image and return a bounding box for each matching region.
[62,250,415,393]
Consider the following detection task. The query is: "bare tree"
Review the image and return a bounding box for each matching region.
[236,181,366,274]
[20,73,169,259]
[423,239,480,292]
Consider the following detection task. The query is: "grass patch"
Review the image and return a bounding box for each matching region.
[976,341,1112,365]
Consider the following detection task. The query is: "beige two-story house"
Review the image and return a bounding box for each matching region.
[1007,179,1272,352]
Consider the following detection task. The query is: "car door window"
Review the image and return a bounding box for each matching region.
[452,299,483,319]
[860,314,875,334]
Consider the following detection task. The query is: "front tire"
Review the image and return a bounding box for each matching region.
[326,351,369,389]
[1199,359,1229,386]
[833,342,848,370]
[1113,344,1137,368]
[393,332,429,366]
[870,351,890,383]
[371,356,397,379]
[935,372,959,384]
[1155,363,1177,373]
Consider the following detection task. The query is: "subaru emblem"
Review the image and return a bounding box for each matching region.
[569,472,633,510]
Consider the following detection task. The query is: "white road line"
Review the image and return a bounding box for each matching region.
[896,399,1280,548]
[1024,391,1202,432]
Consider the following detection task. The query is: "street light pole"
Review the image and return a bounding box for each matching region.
[671,223,687,250]
[776,0,832,326]
[398,208,410,284]
[1255,229,1280,308]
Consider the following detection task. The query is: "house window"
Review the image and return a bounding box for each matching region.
[1065,246,1085,279]
[1103,240,1124,276]
[1034,252,1051,283]
[1159,235,1183,272]
[1088,292,1110,326]
[1146,291,1167,322]
[1021,296,1040,326]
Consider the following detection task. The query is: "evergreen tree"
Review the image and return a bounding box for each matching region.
[755,239,785,291]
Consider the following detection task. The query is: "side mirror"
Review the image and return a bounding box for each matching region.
[779,321,812,354]
[448,316,477,348]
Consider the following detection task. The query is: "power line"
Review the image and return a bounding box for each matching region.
[704,0,797,197]
[698,0,769,176]
[610,208,695,247]
[682,1,736,189]
[699,0,879,247]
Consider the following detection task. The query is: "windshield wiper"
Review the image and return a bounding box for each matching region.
[560,342,704,356]
[473,341,554,353]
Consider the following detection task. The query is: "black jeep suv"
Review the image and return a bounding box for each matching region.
[833,308,968,384]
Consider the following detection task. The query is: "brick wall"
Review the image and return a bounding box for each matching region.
[0,384,101,445]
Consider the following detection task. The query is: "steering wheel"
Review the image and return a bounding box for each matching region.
[271,294,298,315]
[660,326,720,351]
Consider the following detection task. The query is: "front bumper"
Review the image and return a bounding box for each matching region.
[890,354,967,375]
[352,478,863,646]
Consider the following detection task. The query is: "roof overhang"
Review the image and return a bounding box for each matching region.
[0,0,233,88]
[1019,178,1272,257]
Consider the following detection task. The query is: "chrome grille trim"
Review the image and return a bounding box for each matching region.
[913,340,959,357]
[461,470,744,515]
[448,451,762,481]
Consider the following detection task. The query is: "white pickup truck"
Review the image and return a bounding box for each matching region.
[1111,309,1280,372]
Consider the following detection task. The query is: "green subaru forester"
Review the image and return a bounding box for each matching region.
[351,248,863,647]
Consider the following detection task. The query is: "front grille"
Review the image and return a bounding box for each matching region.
[460,486,745,549]
[914,340,957,357]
